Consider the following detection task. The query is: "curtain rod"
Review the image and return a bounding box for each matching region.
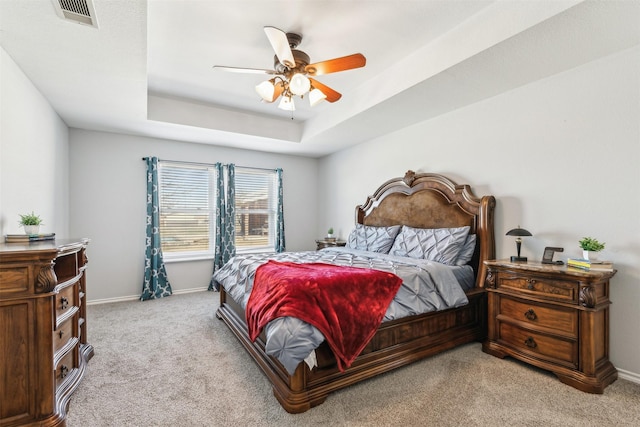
[141,157,279,172]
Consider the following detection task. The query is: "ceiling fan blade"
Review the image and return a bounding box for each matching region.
[305,53,366,76]
[213,65,278,75]
[264,26,295,68]
[309,78,342,103]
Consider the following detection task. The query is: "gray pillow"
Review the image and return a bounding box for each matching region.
[455,234,477,266]
[346,224,402,253]
[389,225,470,265]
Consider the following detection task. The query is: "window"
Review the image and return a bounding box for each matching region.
[234,167,278,253]
[157,161,279,261]
[158,161,217,261]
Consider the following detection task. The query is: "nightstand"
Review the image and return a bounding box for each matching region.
[482,260,617,393]
[315,239,346,250]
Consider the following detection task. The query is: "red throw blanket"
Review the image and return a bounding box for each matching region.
[246,260,403,372]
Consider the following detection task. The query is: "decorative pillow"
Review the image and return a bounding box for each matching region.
[454,234,477,266]
[346,224,402,253]
[389,225,470,265]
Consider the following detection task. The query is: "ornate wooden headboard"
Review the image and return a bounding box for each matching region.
[355,170,496,288]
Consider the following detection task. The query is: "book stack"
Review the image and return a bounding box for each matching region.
[567,258,614,271]
[5,233,56,243]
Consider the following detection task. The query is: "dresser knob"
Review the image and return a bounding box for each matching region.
[60,297,69,309]
[60,365,69,379]
[524,336,537,348]
[527,279,536,290]
[524,309,537,321]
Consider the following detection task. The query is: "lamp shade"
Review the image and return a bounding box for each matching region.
[309,88,327,107]
[278,96,295,111]
[289,73,311,96]
[506,227,532,237]
[255,80,275,102]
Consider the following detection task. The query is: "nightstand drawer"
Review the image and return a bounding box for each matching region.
[497,274,578,304]
[499,296,577,337]
[498,322,577,368]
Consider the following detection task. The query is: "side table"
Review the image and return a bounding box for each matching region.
[482,259,617,393]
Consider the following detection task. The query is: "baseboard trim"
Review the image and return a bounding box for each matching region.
[618,368,640,385]
[87,287,209,305]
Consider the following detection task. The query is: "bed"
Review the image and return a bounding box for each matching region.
[214,170,496,413]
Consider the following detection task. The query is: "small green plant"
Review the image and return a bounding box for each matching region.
[18,211,44,227]
[579,237,605,252]
[327,227,334,235]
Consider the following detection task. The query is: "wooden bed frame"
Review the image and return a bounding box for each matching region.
[216,170,496,413]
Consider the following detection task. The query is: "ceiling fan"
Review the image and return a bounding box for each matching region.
[213,26,366,111]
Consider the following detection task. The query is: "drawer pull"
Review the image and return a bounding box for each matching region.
[524,309,537,321]
[60,297,69,309]
[58,330,64,339]
[524,336,537,349]
[527,279,536,290]
[60,365,69,379]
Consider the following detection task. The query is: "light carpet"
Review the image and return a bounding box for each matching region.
[67,291,640,426]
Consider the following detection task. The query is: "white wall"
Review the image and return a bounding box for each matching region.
[0,47,69,236]
[317,46,640,378]
[68,130,318,302]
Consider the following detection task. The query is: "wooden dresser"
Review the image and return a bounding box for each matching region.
[0,239,93,427]
[482,260,617,393]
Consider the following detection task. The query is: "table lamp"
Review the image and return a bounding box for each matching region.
[506,226,532,262]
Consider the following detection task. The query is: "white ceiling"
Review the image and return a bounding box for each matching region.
[1,1,638,157]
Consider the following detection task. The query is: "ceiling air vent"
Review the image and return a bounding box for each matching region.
[51,0,99,28]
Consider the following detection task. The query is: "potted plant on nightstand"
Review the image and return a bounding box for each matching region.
[19,211,44,235]
[579,237,605,261]
[326,227,336,241]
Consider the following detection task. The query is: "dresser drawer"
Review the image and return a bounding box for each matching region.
[498,322,577,368]
[496,273,578,304]
[55,346,78,389]
[53,315,77,354]
[55,283,78,323]
[498,296,577,337]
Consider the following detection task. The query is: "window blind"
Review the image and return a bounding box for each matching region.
[158,162,217,255]
[234,167,278,251]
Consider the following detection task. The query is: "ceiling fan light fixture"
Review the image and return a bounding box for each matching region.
[216,26,366,110]
[278,95,295,111]
[255,79,276,102]
[289,73,311,96]
[309,88,327,107]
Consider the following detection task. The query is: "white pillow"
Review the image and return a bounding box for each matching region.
[389,225,470,265]
[346,224,402,253]
[454,234,477,266]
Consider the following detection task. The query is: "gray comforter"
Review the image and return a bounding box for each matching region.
[212,247,473,374]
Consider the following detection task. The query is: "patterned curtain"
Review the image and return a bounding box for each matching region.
[209,163,236,290]
[141,157,173,301]
[208,163,224,291]
[221,164,236,262]
[275,168,286,252]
